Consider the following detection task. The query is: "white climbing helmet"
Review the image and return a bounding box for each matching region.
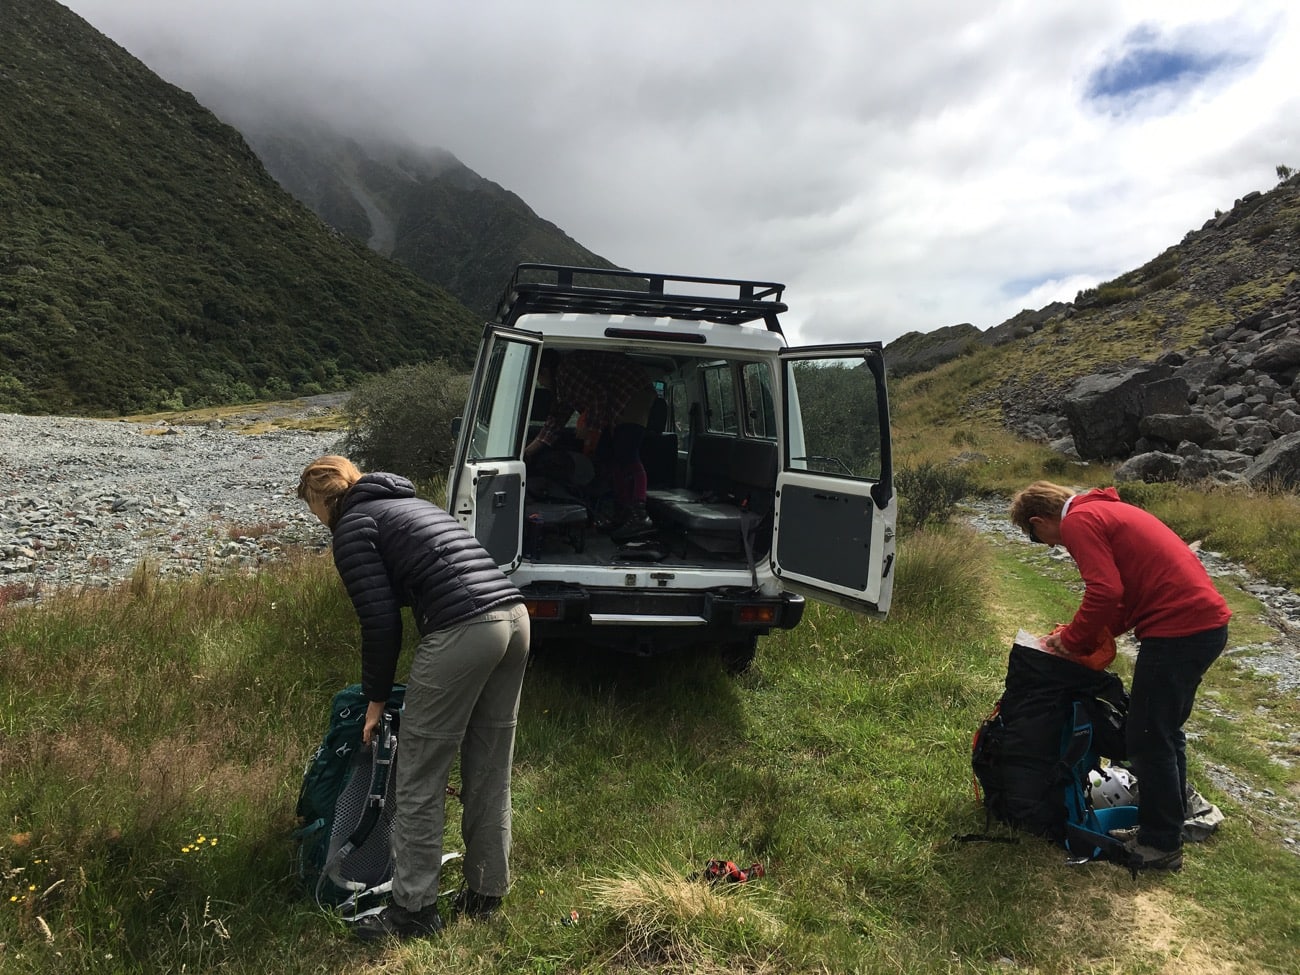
[1088,766,1139,808]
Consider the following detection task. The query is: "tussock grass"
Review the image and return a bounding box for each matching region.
[2,512,1298,972]
[1119,481,1300,589]
[125,398,351,434]
[583,861,782,968]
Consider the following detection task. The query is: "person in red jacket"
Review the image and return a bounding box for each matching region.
[1010,481,1231,872]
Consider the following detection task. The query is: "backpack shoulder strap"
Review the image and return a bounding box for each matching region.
[1065,818,1134,868]
[1060,701,1139,868]
[1061,700,1093,769]
[316,710,399,907]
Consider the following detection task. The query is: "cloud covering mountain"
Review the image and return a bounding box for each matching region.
[62,0,1300,345]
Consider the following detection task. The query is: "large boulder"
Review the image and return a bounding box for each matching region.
[1063,365,1174,460]
[1275,409,1300,435]
[1233,417,1277,454]
[1252,335,1300,375]
[1177,446,1252,483]
[1175,355,1231,391]
[1114,451,1182,483]
[1142,377,1192,415]
[1138,412,1221,446]
[1244,431,1300,489]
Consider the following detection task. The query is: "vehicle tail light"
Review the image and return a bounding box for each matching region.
[525,599,562,619]
[738,605,777,624]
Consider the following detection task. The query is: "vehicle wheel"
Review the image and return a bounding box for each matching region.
[720,637,758,675]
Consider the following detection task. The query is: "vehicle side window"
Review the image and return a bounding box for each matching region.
[666,379,689,436]
[702,362,738,434]
[741,361,777,440]
[785,357,883,480]
[469,339,534,461]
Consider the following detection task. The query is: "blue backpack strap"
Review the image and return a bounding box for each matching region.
[1061,701,1137,866]
[1061,700,1093,768]
[1059,700,1093,829]
[1066,814,1135,867]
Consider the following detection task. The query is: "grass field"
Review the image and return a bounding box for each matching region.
[2,514,1298,973]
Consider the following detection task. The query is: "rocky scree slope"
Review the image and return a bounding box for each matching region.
[1025,276,1300,487]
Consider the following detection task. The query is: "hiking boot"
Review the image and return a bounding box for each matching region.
[593,505,628,531]
[352,903,444,942]
[1124,839,1183,872]
[610,504,655,543]
[451,888,502,921]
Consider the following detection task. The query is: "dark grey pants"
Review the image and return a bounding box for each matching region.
[392,602,530,911]
[1128,624,1227,852]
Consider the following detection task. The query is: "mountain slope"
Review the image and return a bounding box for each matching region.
[210,110,621,321]
[889,173,1300,427]
[0,0,482,416]
[889,174,1300,462]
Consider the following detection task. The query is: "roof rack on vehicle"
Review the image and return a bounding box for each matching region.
[494,264,788,334]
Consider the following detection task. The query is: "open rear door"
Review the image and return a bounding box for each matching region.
[772,343,895,617]
[446,324,542,571]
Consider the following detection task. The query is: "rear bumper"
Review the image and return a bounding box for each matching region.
[519,583,805,651]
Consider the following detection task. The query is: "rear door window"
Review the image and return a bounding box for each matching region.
[741,361,777,439]
[702,362,738,434]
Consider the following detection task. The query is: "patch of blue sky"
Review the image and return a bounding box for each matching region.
[1085,22,1261,114]
[1000,274,1075,297]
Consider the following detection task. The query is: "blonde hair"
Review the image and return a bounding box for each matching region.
[298,455,363,529]
[1008,480,1074,535]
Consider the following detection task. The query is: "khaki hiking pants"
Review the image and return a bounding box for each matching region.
[392,602,530,911]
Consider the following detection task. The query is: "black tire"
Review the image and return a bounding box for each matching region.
[720,637,759,675]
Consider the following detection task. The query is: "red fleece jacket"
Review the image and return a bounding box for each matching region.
[1057,488,1231,654]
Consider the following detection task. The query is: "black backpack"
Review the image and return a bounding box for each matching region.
[293,684,405,914]
[969,643,1134,862]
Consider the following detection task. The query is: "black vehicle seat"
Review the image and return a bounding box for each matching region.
[640,395,678,490]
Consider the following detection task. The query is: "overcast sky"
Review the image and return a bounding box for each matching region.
[64,0,1300,346]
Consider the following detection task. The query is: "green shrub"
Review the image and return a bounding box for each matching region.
[1074,283,1141,309]
[340,360,471,481]
[1042,454,1069,476]
[896,461,976,534]
[1146,267,1182,291]
[1249,219,1281,242]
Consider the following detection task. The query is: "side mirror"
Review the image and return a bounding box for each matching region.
[451,416,462,440]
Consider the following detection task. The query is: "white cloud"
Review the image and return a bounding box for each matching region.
[64,0,1300,345]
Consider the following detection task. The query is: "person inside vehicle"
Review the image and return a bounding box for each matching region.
[1009,480,1230,873]
[298,455,530,940]
[524,348,657,542]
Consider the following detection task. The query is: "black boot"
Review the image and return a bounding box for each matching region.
[594,503,629,531]
[451,887,502,921]
[352,902,444,942]
[611,503,655,543]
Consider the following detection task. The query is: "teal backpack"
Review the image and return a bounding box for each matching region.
[293,684,405,914]
[1059,700,1139,869]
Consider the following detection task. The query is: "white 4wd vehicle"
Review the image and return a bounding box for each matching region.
[448,264,895,671]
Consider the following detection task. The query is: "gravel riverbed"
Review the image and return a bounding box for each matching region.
[0,410,341,599]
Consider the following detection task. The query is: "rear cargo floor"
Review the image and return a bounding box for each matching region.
[524,527,760,571]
